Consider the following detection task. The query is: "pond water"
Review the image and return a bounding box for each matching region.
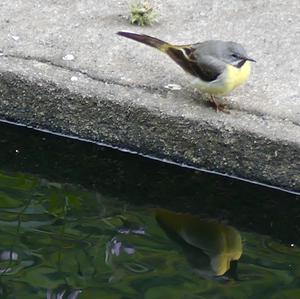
[0,121,299,299]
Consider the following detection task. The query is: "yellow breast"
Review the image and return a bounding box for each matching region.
[193,60,252,96]
[225,60,251,93]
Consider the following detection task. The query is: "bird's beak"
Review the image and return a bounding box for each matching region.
[244,56,256,62]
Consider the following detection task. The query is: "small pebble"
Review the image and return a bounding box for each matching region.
[164,84,182,91]
[63,54,75,61]
[10,35,20,41]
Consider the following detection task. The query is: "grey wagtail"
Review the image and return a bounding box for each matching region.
[117,31,255,112]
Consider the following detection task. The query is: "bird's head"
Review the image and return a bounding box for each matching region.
[224,42,256,67]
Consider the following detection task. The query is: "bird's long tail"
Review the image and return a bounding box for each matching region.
[117,31,198,77]
[117,31,171,52]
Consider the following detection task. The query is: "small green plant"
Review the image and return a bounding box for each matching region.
[129,1,157,26]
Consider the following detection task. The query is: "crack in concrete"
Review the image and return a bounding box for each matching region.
[3,53,168,95]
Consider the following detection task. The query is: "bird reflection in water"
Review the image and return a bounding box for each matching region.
[155,208,242,280]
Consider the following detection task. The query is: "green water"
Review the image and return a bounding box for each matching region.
[0,122,299,299]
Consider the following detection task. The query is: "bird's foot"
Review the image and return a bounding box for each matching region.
[209,96,230,113]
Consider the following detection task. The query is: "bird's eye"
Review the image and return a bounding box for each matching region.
[232,54,239,58]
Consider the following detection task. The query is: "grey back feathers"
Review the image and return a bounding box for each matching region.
[194,41,247,63]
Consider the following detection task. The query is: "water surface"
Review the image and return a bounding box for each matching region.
[0,122,299,298]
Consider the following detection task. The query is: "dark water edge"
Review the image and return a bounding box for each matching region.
[0,120,299,246]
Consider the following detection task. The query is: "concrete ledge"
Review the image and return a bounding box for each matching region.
[0,56,299,192]
[0,0,299,192]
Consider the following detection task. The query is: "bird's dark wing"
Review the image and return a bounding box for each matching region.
[166,45,225,82]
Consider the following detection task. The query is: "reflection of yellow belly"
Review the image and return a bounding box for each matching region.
[194,61,251,96]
